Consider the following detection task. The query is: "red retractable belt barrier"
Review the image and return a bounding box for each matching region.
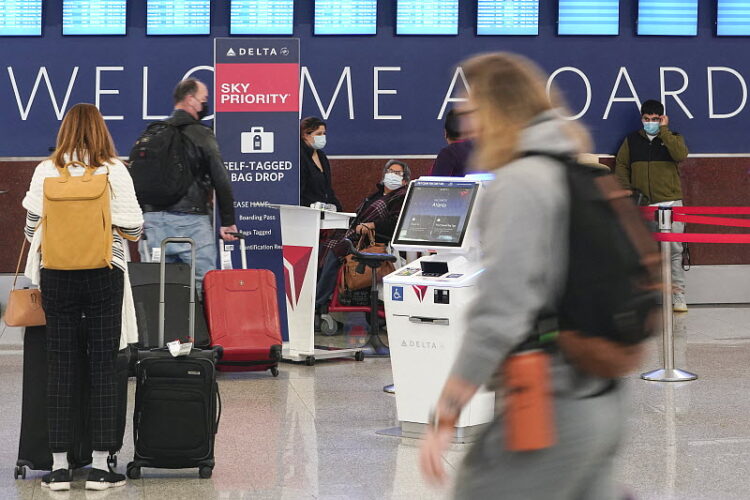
[638,206,750,244]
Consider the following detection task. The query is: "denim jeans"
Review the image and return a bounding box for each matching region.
[140,212,217,295]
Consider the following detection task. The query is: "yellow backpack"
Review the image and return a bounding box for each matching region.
[42,161,113,270]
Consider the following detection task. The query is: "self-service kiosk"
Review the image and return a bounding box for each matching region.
[383,177,495,442]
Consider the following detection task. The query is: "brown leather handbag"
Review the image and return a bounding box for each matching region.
[3,238,46,327]
[340,229,396,293]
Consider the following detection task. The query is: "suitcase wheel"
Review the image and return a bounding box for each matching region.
[271,366,280,377]
[305,356,315,366]
[355,351,365,362]
[199,466,213,479]
[126,464,141,479]
[320,314,340,336]
[14,465,26,480]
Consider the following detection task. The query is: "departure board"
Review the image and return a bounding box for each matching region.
[314,0,377,35]
[637,0,698,36]
[231,0,294,35]
[147,0,210,35]
[477,0,538,36]
[718,0,750,36]
[559,0,619,35]
[397,0,459,35]
[0,0,42,36]
[63,0,126,35]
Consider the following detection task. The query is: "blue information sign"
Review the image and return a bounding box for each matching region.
[147,0,210,36]
[397,0,459,35]
[63,0,126,36]
[718,0,750,36]
[214,38,300,340]
[638,0,698,36]
[477,0,539,36]
[559,0,619,35]
[314,0,377,35]
[231,0,294,35]
[0,0,42,36]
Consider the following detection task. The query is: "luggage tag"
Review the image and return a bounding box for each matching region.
[167,339,193,357]
[220,240,234,270]
[151,247,162,263]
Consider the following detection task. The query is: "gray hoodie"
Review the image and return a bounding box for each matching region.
[450,112,610,398]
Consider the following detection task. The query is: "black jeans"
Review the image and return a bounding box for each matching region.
[40,267,124,453]
[315,252,342,311]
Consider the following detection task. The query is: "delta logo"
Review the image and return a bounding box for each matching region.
[412,285,429,303]
[283,245,313,310]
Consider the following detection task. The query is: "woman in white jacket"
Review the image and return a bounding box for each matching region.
[22,103,143,491]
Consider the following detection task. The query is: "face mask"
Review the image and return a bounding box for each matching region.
[312,135,327,150]
[643,121,660,135]
[383,172,404,190]
[197,101,210,120]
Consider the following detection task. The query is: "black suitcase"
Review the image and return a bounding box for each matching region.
[127,238,222,480]
[129,262,211,348]
[15,325,129,480]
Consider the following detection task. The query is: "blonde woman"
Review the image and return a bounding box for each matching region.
[420,54,626,499]
[22,103,143,491]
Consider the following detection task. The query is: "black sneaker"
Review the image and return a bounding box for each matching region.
[85,468,126,491]
[41,468,72,491]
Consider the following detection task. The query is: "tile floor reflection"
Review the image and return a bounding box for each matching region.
[2,307,750,499]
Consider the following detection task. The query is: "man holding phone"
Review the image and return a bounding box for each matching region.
[615,99,689,312]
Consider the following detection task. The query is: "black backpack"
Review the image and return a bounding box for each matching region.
[526,153,662,376]
[128,121,194,207]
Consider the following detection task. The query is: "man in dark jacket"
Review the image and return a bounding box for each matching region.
[430,109,473,177]
[615,99,689,312]
[140,78,237,293]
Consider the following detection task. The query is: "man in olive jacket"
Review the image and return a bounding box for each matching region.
[615,99,689,312]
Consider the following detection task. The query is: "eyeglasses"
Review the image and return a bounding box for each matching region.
[386,169,404,176]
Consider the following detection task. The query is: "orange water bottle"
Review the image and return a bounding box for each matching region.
[503,349,556,451]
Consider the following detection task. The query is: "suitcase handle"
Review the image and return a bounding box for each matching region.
[226,232,247,269]
[159,238,196,347]
[214,383,222,434]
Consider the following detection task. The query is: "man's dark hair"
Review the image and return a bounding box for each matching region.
[384,159,411,182]
[173,78,201,105]
[300,116,326,137]
[444,109,462,141]
[641,100,664,116]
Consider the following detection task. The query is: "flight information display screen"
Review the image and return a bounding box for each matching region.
[393,181,479,248]
[314,0,377,35]
[0,0,42,36]
[63,0,126,35]
[231,0,293,35]
[717,0,750,36]
[637,0,698,36]
[477,0,539,36]
[397,0,459,35]
[147,0,210,35]
[558,0,619,35]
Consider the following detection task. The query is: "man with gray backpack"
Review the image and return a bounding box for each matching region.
[129,78,238,294]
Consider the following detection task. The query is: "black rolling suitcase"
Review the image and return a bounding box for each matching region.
[129,261,211,348]
[15,325,129,480]
[127,238,221,480]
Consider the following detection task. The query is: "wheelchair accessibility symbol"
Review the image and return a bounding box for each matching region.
[392,286,404,302]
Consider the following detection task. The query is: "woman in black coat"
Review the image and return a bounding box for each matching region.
[300,116,341,211]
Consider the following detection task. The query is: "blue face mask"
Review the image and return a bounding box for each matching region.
[643,121,660,135]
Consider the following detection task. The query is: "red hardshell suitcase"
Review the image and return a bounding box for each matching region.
[203,237,283,376]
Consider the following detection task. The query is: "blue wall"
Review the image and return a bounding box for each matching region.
[1,1,748,156]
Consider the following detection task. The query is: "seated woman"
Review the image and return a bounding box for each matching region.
[315,160,410,313]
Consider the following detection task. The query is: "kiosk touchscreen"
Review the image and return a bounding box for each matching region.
[384,177,494,442]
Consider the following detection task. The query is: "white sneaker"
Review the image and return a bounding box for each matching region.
[673,294,688,313]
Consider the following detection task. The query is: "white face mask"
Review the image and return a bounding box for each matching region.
[383,172,404,190]
[311,135,327,150]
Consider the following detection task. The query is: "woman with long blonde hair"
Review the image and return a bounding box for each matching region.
[419,53,625,499]
[22,103,143,491]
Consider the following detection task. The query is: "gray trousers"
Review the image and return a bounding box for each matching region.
[646,201,686,295]
[454,386,626,500]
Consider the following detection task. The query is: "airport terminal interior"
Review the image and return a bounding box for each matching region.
[3,1,750,499]
[1,309,750,500]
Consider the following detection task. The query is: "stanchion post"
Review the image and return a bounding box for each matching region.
[642,207,698,382]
